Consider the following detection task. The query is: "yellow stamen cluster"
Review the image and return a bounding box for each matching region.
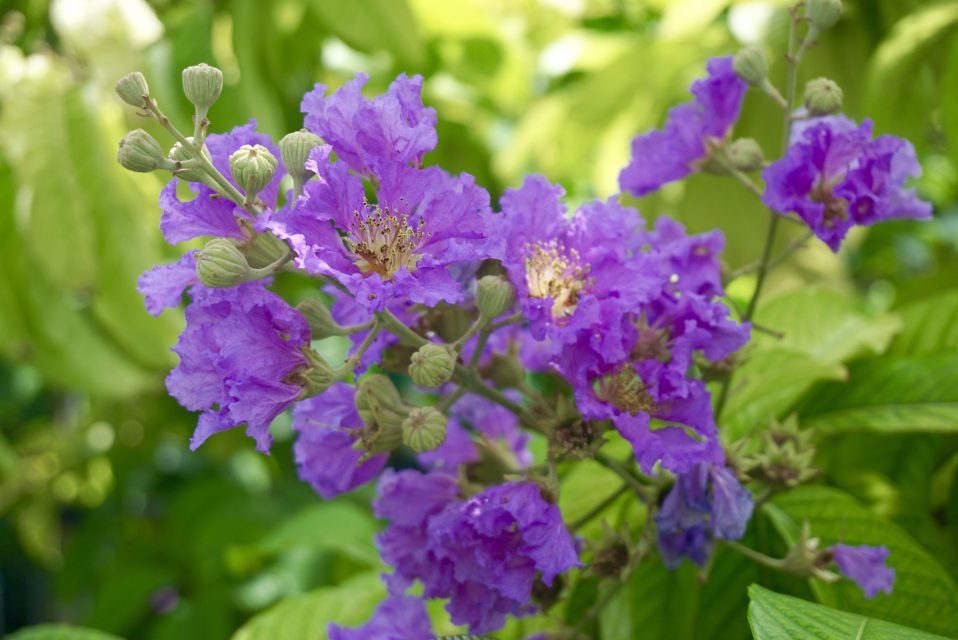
[524,241,590,320]
[594,366,657,416]
[348,198,429,279]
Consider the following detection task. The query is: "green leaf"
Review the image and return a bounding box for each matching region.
[230,572,385,640]
[600,561,699,640]
[765,486,958,637]
[887,290,958,356]
[255,501,381,567]
[4,625,124,640]
[748,585,950,640]
[308,0,426,69]
[797,354,958,434]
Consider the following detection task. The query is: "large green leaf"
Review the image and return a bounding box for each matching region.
[887,290,958,356]
[748,585,950,640]
[309,0,426,69]
[5,626,124,640]
[254,501,381,567]
[797,354,958,434]
[231,572,385,640]
[765,486,958,637]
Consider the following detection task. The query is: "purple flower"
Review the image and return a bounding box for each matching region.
[165,283,311,453]
[291,383,387,499]
[160,121,286,245]
[137,251,200,316]
[272,143,492,312]
[830,544,895,598]
[655,463,754,568]
[301,72,437,175]
[763,115,932,251]
[375,471,580,633]
[328,595,432,640]
[619,57,747,196]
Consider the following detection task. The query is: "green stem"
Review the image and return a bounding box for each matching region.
[570,483,629,532]
[723,540,787,570]
[593,452,652,500]
[339,322,382,375]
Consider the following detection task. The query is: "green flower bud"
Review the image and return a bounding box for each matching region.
[356,374,408,455]
[296,299,349,339]
[401,407,447,453]
[115,71,150,108]
[195,238,251,288]
[230,144,277,204]
[182,63,223,112]
[117,129,172,173]
[727,138,765,172]
[408,343,454,388]
[476,275,516,319]
[301,348,336,396]
[807,0,843,32]
[733,47,769,86]
[280,129,323,194]
[803,77,843,117]
[168,137,212,183]
[240,231,290,268]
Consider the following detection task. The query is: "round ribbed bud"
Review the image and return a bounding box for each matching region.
[727,138,765,172]
[803,77,843,116]
[733,47,769,86]
[195,238,251,288]
[280,129,323,191]
[356,374,408,454]
[115,71,150,108]
[241,232,290,268]
[230,144,277,203]
[302,349,336,396]
[296,299,349,339]
[476,275,516,319]
[168,137,212,183]
[117,129,172,173]
[182,63,223,111]
[807,0,843,32]
[408,343,454,388]
[401,407,447,453]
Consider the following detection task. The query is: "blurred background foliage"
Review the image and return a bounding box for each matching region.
[1,0,958,638]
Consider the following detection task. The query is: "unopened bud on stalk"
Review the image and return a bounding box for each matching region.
[356,375,409,455]
[807,0,843,33]
[401,407,447,453]
[301,349,336,395]
[117,129,172,173]
[297,299,350,339]
[230,144,277,204]
[727,138,765,172]
[115,71,150,108]
[803,77,843,116]
[408,343,455,388]
[280,129,323,197]
[182,63,223,112]
[476,275,516,319]
[195,238,252,288]
[733,47,769,86]
[168,137,213,183]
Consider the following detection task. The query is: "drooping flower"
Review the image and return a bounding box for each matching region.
[619,56,748,196]
[159,121,286,245]
[272,144,493,312]
[655,462,754,568]
[328,595,432,640]
[165,282,314,453]
[375,470,580,633]
[829,544,895,598]
[291,383,388,499]
[301,72,437,175]
[763,115,932,251]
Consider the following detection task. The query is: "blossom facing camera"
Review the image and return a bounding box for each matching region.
[763,116,932,251]
[619,56,748,196]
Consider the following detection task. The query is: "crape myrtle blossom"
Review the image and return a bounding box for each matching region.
[161,282,316,453]
[375,469,580,633]
[328,595,433,640]
[829,544,896,598]
[763,115,932,251]
[619,56,748,196]
[159,121,286,244]
[654,463,754,568]
[291,382,387,500]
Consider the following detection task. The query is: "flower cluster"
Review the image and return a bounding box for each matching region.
[121,16,926,628]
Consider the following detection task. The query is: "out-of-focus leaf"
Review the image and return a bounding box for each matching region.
[887,289,958,356]
[255,501,381,566]
[5,625,125,640]
[765,486,958,637]
[309,0,426,69]
[797,354,958,434]
[230,572,385,640]
[599,561,698,640]
[84,561,177,634]
[748,584,950,640]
